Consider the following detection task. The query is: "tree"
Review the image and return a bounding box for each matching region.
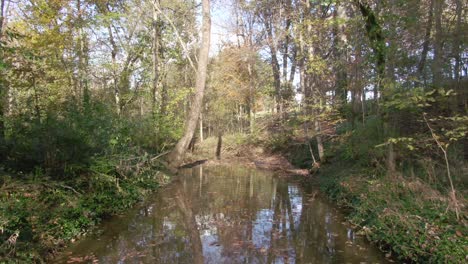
[167,0,211,169]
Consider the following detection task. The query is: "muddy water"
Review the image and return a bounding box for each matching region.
[57,165,391,264]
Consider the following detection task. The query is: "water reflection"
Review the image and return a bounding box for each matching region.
[57,166,390,264]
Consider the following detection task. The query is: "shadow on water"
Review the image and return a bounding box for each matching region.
[56,165,392,264]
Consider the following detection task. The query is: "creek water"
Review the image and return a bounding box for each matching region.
[56,165,391,264]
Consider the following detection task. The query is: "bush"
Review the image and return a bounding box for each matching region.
[4,101,117,177]
[337,116,386,166]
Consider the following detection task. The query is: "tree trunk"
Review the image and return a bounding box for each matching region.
[417,0,434,80]
[356,1,385,107]
[265,14,282,114]
[333,4,348,104]
[0,0,6,150]
[152,0,160,114]
[432,0,443,87]
[107,25,121,115]
[453,0,462,86]
[247,62,255,133]
[76,0,89,106]
[199,112,203,142]
[282,0,292,84]
[216,131,222,160]
[167,0,211,170]
[315,99,325,162]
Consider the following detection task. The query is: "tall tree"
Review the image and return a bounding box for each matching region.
[431,0,443,87]
[167,0,211,169]
[152,0,160,114]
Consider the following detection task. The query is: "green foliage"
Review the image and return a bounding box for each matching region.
[264,131,293,153]
[0,97,171,261]
[337,116,386,166]
[4,101,116,176]
[0,169,162,262]
[318,162,467,263]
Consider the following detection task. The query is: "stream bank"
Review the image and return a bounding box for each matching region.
[55,164,391,263]
[190,133,467,263]
[0,165,170,262]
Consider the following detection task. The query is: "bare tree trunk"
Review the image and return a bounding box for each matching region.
[167,0,211,169]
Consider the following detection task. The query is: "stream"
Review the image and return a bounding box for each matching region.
[56,165,391,264]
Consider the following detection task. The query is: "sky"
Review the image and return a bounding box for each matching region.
[209,0,237,56]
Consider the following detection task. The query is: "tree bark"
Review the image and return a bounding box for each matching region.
[152,0,160,114]
[247,62,255,133]
[432,0,443,87]
[333,4,348,104]
[417,0,434,80]
[199,112,203,142]
[216,131,222,160]
[453,0,462,83]
[107,25,121,115]
[264,12,282,114]
[0,0,6,150]
[356,1,385,105]
[77,0,89,106]
[167,0,211,170]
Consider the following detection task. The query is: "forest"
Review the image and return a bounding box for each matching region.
[0,0,466,263]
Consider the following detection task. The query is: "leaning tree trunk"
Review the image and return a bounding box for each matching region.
[167,0,211,170]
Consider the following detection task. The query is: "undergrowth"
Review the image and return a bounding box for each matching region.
[318,161,467,263]
[0,165,168,262]
[0,100,174,262]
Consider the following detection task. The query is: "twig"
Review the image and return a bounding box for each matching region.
[56,184,82,195]
[150,151,170,162]
[423,113,460,221]
[151,1,197,71]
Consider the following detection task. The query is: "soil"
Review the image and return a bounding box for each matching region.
[184,144,309,176]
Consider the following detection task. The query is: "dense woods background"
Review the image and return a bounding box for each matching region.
[0,0,466,262]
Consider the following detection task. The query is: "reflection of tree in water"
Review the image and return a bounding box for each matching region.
[173,178,204,264]
[266,179,299,264]
[59,166,389,264]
